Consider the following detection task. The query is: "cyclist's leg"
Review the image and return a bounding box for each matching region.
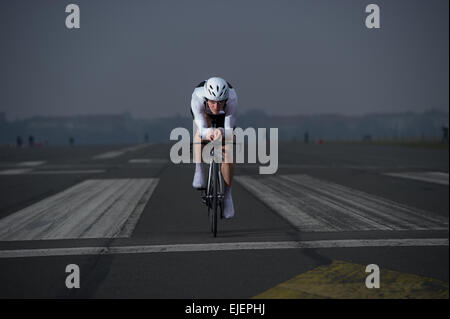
[192,116,212,188]
[221,137,235,219]
[221,134,235,187]
[193,129,203,163]
[192,107,209,164]
[221,161,234,187]
[192,129,207,188]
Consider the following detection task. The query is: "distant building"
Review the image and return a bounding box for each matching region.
[442,126,449,144]
[16,136,22,147]
[28,135,34,147]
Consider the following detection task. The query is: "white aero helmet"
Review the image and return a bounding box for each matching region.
[204,77,229,101]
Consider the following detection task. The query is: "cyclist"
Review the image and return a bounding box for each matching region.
[191,77,237,219]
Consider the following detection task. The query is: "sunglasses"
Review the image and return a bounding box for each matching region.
[207,100,226,106]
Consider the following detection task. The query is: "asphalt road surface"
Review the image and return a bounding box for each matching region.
[0,142,448,298]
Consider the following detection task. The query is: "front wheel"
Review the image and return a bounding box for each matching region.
[209,163,218,237]
[211,194,217,237]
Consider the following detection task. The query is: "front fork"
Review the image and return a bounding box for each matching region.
[202,160,224,207]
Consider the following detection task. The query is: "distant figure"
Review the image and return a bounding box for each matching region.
[363,134,372,143]
[304,131,309,144]
[69,137,75,147]
[16,136,23,148]
[145,133,149,143]
[28,135,34,147]
[442,126,449,144]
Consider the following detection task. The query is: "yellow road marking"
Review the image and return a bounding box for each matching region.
[253,260,449,299]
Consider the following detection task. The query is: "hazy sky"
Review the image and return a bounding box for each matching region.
[0,0,448,120]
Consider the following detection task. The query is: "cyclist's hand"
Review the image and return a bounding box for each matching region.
[212,128,223,141]
[206,130,215,141]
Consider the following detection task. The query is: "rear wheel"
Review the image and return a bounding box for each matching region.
[209,163,218,237]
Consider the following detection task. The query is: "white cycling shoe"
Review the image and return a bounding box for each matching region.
[192,163,206,189]
[222,186,234,219]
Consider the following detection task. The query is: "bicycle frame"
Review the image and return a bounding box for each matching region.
[202,114,226,236]
[204,147,225,208]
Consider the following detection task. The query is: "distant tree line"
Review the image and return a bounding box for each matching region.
[0,110,447,146]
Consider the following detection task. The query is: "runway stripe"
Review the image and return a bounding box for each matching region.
[93,144,151,159]
[238,164,428,170]
[30,170,106,175]
[0,168,33,175]
[0,238,447,258]
[0,169,105,175]
[17,161,46,167]
[0,178,159,241]
[129,159,168,164]
[235,174,448,232]
[93,151,123,159]
[384,171,449,186]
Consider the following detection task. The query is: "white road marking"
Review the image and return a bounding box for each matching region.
[93,144,151,159]
[0,238,447,259]
[93,151,124,159]
[238,164,425,170]
[30,170,106,175]
[0,178,159,241]
[0,169,105,175]
[17,161,46,167]
[129,159,168,164]
[384,171,449,186]
[0,168,33,175]
[235,174,448,232]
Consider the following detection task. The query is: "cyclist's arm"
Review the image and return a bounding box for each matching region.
[191,92,213,139]
[224,89,238,137]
